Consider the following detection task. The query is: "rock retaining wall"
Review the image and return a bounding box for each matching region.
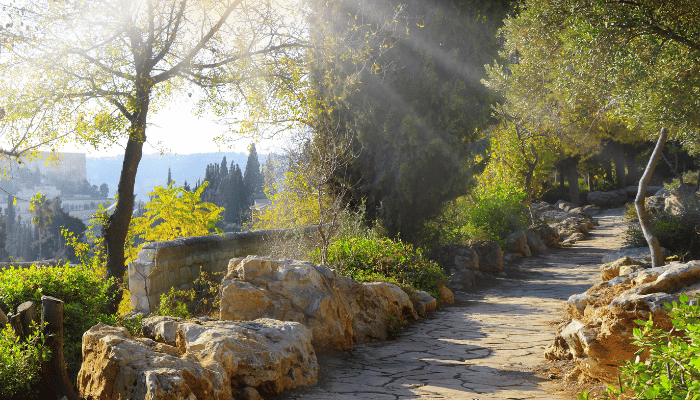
[128,227,316,313]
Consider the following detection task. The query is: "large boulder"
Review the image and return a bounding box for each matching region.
[467,240,503,272]
[525,229,547,254]
[545,260,700,381]
[587,189,628,207]
[505,230,531,257]
[443,245,478,289]
[78,320,317,400]
[625,185,663,198]
[219,256,418,351]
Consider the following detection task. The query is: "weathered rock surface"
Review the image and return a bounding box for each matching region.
[438,286,454,305]
[645,195,666,213]
[468,240,503,272]
[78,319,318,400]
[219,256,418,352]
[532,223,561,247]
[545,260,700,381]
[443,245,477,289]
[601,246,670,264]
[569,205,603,216]
[600,256,641,281]
[505,230,531,257]
[525,229,547,254]
[587,189,628,207]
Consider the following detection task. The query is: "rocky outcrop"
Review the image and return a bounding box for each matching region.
[219,256,418,352]
[468,240,503,272]
[545,260,700,381]
[505,230,531,257]
[599,256,641,281]
[587,189,628,207]
[78,319,317,400]
[525,229,547,254]
[443,245,477,289]
[532,224,561,247]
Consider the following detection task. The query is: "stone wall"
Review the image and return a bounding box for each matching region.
[128,227,316,313]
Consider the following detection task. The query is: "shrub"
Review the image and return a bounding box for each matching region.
[0,264,111,383]
[624,207,700,259]
[600,293,700,399]
[0,324,50,400]
[323,237,448,301]
[155,268,222,319]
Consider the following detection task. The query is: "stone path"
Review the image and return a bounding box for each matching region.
[276,208,629,400]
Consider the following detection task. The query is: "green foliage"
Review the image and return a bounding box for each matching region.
[323,237,448,301]
[126,182,224,265]
[0,264,111,383]
[601,293,700,399]
[155,269,222,319]
[386,312,402,340]
[624,207,700,259]
[157,287,193,320]
[463,183,529,247]
[0,323,51,400]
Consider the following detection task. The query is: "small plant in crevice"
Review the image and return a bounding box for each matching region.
[386,312,403,340]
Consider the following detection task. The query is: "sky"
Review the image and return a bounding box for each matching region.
[62,105,286,158]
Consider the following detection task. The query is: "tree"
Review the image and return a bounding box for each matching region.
[2,0,308,309]
[243,143,264,204]
[99,183,109,198]
[308,0,512,240]
[499,0,700,267]
[29,192,53,260]
[166,168,172,187]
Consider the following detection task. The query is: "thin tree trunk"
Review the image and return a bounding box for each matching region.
[635,127,667,268]
[565,158,581,205]
[40,296,77,400]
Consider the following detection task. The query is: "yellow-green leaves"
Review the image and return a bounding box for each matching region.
[125,182,223,265]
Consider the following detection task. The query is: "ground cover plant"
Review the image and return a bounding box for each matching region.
[0,323,50,400]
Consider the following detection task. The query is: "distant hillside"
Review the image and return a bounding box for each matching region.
[87,152,254,200]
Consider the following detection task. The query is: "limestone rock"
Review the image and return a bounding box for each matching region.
[417,291,437,312]
[141,315,183,346]
[438,286,454,305]
[587,189,628,207]
[569,205,603,216]
[241,387,262,400]
[525,229,547,254]
[0,306,7,327]
[176,318,317,394]
[600,257,640,281]
[505,230,531,257]
[468,240,503,272]
[78,319,319,400]
[645,196,666,214]
[554,200,574,212]
[219,257,418,351]
[546,260,700,381]
[78,323,225,400]
[443,245,478,289]
[601,246,669,264]
[532,224,561,247]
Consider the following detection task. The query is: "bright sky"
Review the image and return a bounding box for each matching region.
[62,105,285,157]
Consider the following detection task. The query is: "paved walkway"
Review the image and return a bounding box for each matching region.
[277,209,629,400]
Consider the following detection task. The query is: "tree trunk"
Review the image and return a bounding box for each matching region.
[103,94,149,313]
[613,142,627,189]
[564,159,581,205]
[635,127,667,268]
[40,296,78,400]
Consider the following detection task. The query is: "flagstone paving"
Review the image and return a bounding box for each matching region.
[276,208,628,400]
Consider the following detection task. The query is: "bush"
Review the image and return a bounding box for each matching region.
[323,237,449,301]
[0,264,111,383]
[155,268,222,319]
[624,207,700,259]
[0,324,50,400]
[599,293,700,399]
